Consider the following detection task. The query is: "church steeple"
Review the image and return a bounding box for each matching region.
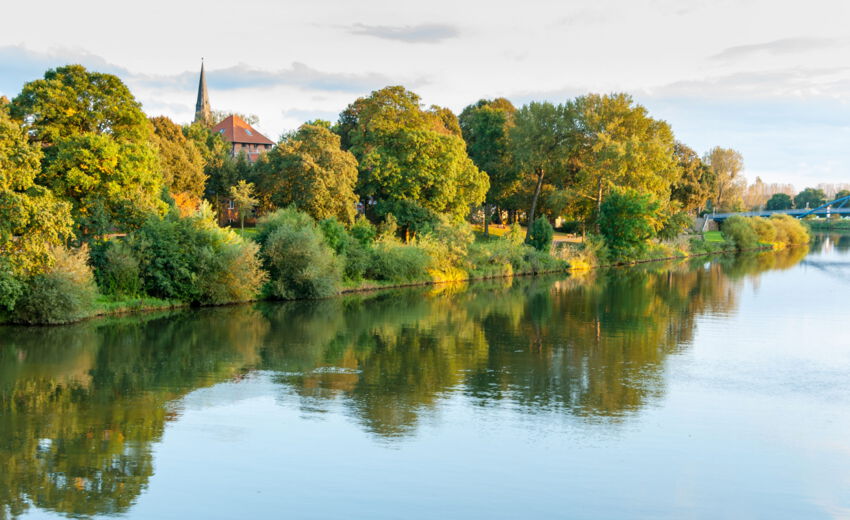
[194,59,211,125]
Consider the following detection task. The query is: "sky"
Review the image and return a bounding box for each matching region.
[2,0,850,189]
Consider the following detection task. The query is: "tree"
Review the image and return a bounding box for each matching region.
[459,98,519,235]
[258,123,359,224]
[565,94,679,230]
[149,116,207,198]
[671,142,714,213]
[765,193,793,210]
[336,86,488,235]
[0,103,73,275]
[598,187,661,259]
[704,147,744,211]
[509,101,572,238]
[43,133,164,238]
[229,180,259,231]
[794,187,826,210]
[835,189,850,201]
[10,65,150,148]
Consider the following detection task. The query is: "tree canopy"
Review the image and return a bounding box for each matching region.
[765,193,793,211]
[149,116,206,198]
[704,147,744,212]
[794,187,827,210]
[259,123,359,224]
[671,142,714,213]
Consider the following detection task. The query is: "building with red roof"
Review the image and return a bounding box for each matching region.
[211,115,275,162]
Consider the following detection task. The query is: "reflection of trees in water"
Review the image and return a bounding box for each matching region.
[0,248,807,518]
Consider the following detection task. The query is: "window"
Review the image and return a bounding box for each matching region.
[245,129,253,136]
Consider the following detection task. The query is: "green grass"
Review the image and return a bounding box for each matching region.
[94,295,183,316]
[703,231,724,242]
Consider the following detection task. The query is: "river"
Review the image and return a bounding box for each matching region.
[2,234,850,519]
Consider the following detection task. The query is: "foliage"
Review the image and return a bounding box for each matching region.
[526,217,554,251]
[0,258,24,311]
[260,123,359,224]
[657,210,693,240]
[599,187,661,259]
[366,241,431,283]
[10,65,150,146]
[418,219,475,279]
[43,133,165,237]
[126,211,265,304]
[704,147,745,211]
[459,98,520,215]
[349,215,377,245]
[149,116,207,198]
[766,193,793,210]
[794,187,826,210]
[769,214,810,245]
[256,208,342,299]
[750,217,776,244]
[0,104,74,274]
[336,86,489,232]
[671,142,714,213]
[91,239,142,298]
[319,217,350,255]
[721,216,759,250]
[229,180,259,230]
[12,246,99,324]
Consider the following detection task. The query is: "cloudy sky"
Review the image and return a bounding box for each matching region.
[2,0,849,188]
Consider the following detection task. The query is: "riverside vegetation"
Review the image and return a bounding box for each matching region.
[0,66,811,325]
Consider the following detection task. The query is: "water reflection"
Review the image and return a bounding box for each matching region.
[0,246,813,519]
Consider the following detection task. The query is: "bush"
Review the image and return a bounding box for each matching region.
[258,208,341,299]
[343,239,371,281]
[0,259,23,312]
[770,214,809,246]
[658,211,692,240]
[526,217,554,251]
[13,246,98,324]
[721,216,760,250]
[750,217,777,244]
[128,211,265,304]
[599,187,660,260]
[349,215,377,245]
[91,239,142,298]
[319,217,350,255]
[367,241,430,283]
[418,219,474,278]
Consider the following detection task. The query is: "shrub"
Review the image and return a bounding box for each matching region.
[367,241,430,283]
[721,216,759,250]
[0,259,23,312]
[13,246,98,324]
[599,187,660,260]
[258,208,341,299]
[770,214,810,245]
[526,217,554,251]
[91,239,142,298]
[750,217,777,244]
[349,215,377,246]
[128,212,265,304]
[419,218,474,278]
[658,211,692,240]
[343,239,371,281]
[319,217,350,255]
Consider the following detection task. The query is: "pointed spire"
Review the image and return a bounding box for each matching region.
[194,59,211,125]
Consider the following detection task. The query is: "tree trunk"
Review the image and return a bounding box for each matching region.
[525,168,545,240]
[483,204,490,237]
[594,177,604,234]
[240,212,245,232]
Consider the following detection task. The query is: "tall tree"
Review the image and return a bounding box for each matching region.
[336,86,488,235]
[0,102,73,275]
[704,147,745,212]
[671,142,714,214]
[258,123,359,224]
[765,193,793,210]
[229,180,259,231]
[565,94,679,229]
[149,116,207,198]
[459,98,519,235]
[509,101,572,237]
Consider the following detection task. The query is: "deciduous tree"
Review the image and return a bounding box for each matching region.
[149,116,206,198]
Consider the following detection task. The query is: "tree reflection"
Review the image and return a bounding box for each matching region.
[0,247,810,518]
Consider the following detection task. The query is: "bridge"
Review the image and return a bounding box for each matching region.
[709,195,850,222]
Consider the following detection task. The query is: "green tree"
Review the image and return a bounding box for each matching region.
[229,180,259,231]
[0,104,73,275]
[259,123,358,224]
[671,142,714,213]
[336,86,488,235]
[43,133,164,238]
[794,187,826,210]
[598,187,661,259]
[566,94,679,229]
[704,147,744,211]
[526,217,554,251]
[459,98,519,236]
[765,193,793,210]
[509,101,572,238]
[149,116,207,198]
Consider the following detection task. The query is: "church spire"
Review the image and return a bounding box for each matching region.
[194,59,211,125]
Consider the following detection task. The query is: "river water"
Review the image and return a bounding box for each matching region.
[2,235,850,519]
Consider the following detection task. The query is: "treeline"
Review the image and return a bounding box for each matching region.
[0,64,808,324]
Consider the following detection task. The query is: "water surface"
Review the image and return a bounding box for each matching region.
[2,236,850,519]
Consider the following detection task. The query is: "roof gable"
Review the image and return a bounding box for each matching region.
[212,115,275,146]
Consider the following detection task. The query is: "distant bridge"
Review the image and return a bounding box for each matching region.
[709,195,850,222]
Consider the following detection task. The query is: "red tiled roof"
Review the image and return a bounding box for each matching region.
[212,115,275,146]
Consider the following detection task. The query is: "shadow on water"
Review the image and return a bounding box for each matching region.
[0,245,814,519]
